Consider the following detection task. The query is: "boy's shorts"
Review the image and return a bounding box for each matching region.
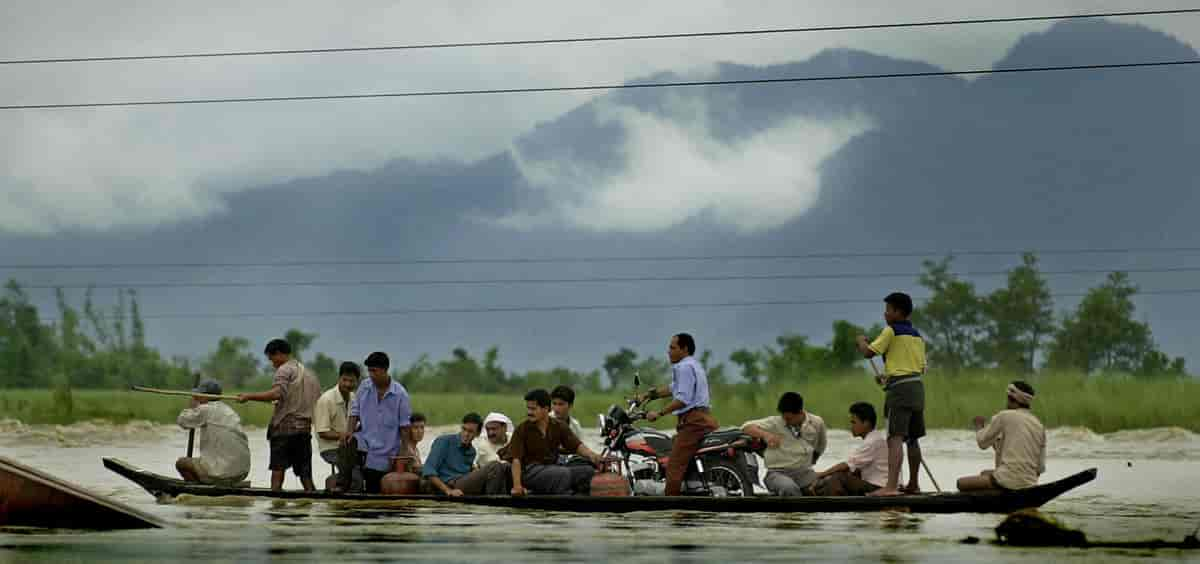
[884,380,926,441]
[269,433,314,478]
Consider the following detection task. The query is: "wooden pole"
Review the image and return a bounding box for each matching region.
[130,385,241,402]
[867,358,943,494]
[186,373,200,458]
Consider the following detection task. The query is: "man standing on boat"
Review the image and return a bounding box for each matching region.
[856,293,926,497]
[176,379,250,487]
[238,338,321,491]
[639,333,719,496]
[337,351,412,494]
[313,361,361,488]
[741,392,827,496]
[956,381,1046,492]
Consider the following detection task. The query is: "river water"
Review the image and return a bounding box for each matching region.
[1,419,1198,563]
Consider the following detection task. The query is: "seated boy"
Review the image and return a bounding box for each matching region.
[810,402,887,496]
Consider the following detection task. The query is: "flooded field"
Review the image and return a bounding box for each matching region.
[1,420,1198,563]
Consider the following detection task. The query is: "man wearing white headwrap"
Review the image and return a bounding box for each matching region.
[956,380,1047,492]
[475,412,514,467]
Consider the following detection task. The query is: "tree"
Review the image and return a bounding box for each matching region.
[827,320,868,370]
[202,336,261,388]
[310,352,338,387]
[603,347,639,390]
[913,256,987,373]
[699,349,729,386]
[283,329,316,362]
[1044,272,1179,375]
[982,253,1054,373]
[729,348,763,385]
[0,281,56,388]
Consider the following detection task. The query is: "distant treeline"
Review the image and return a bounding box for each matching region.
[0,253,1187,392]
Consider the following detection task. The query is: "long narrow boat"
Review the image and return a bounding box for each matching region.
[104,457,1095,514]
[0,457,164,529]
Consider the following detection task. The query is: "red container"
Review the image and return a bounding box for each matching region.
[590,461,630,497]
[380,456,421,495]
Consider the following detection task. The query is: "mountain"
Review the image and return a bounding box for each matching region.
[2,19,1197,372]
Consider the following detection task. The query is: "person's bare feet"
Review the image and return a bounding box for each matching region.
[868,487,902,497]
[901,484,921,494]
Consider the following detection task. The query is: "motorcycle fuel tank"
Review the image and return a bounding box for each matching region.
[624,430,673,457]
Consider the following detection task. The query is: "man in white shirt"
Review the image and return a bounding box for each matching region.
[741,392,827,496]
[550,385,584,439]
[957,381,1046,491]
[176,379,251,486]
[475,412,513,467]
[811,402,888,496]
[313,362,360,486]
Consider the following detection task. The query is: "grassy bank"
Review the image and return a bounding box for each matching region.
[2,372,1197,433]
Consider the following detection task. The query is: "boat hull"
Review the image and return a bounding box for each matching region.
[0,457,164,530]
[103,457,1095,514]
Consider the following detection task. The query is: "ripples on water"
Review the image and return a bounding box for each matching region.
[1,420,1198,563]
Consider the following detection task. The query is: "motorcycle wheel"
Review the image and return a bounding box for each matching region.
[704,460,751,497]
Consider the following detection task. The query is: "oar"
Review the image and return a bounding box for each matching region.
[130,385,241,402]
[867,358,943,494]
[186,373,200,458]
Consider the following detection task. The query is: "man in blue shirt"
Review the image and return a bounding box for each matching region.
[335,351,411,493]
[423,412,511,496]
[640,333,719,496]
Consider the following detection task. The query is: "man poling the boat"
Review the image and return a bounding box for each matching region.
[175,379,250,487]
[956,381,1047,492]
[238,338,322,491]
[740,392,827,496]
[856,292,928,497]
[637,332,719,497]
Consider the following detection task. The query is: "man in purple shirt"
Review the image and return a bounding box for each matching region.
[335,351,411,493]
[639,333,718,496]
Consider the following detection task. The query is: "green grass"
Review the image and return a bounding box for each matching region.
[2,372,1197,433]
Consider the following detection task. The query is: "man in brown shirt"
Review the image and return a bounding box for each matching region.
[238,338,321,491]
[509,388,603,496]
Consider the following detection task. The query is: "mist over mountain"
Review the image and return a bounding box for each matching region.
[3,19,1197,373]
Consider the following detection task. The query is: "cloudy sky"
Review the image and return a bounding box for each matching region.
[2,1,1197,233]
[2,2,1198,375]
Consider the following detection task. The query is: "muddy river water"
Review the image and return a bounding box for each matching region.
[1,420,1198,563]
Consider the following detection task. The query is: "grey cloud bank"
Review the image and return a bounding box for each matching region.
[1,17,1198,375]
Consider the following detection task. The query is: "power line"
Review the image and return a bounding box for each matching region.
[16,266,1200,290]
[5,245,1200,270]
[2,9,1194,66]
[100,288,1200,320]
[2,59,1197,111]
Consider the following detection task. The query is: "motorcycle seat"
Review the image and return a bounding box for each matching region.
[700,428,749,446]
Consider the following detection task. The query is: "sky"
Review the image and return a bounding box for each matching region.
[2,1,1197,233]
[1,2,1198,375]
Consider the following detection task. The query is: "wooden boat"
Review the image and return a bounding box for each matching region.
[104,457,1095,514]
[0,457,164,529]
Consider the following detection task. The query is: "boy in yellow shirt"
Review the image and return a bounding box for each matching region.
[856,292,926,497]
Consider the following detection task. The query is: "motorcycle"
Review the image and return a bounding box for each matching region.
[598,390,765,497]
